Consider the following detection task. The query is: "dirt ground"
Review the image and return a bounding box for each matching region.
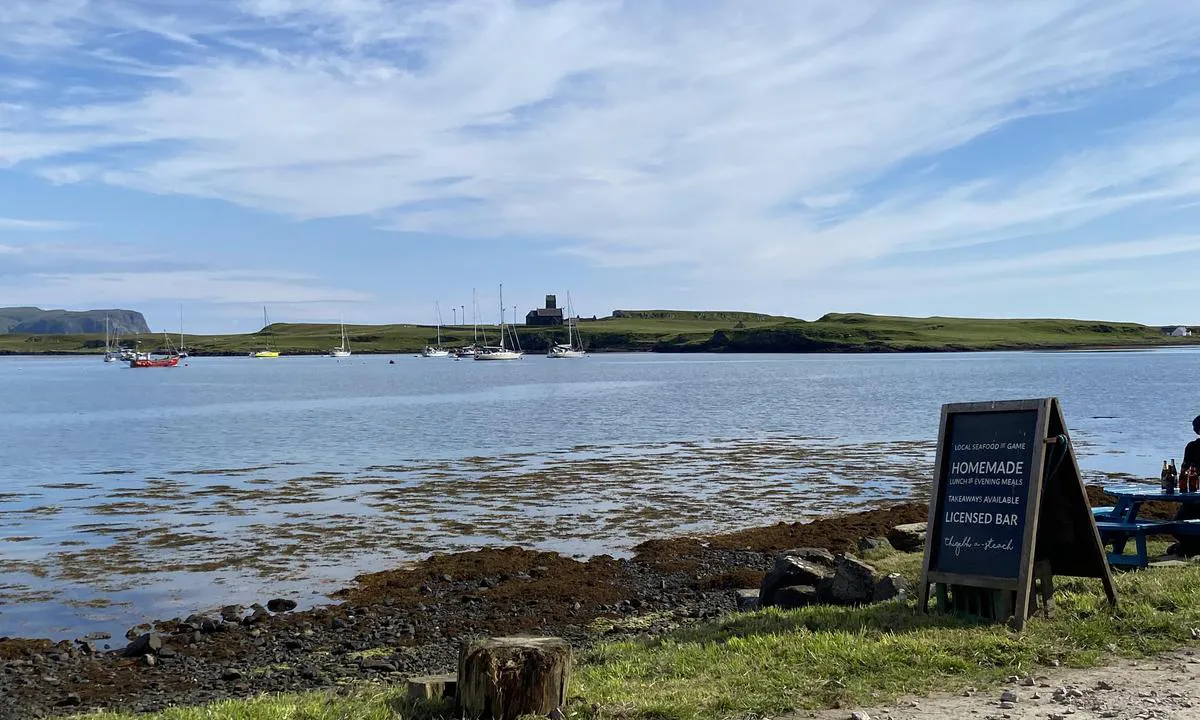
[808,648,1200,720]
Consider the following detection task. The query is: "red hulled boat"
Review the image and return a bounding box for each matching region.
[129,355,180,368]
[128,332,182,368]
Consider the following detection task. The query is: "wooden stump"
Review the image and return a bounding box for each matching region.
[457,636,572,720]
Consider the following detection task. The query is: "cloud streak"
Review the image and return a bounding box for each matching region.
[3,0,1200,313]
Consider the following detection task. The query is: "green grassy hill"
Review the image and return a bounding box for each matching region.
[0,312,1194,356]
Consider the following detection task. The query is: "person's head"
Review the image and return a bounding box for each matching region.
[1194,415,1200,436]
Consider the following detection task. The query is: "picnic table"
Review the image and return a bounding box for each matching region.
[1094,484,1200,568]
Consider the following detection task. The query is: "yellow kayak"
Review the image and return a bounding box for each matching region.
[251,350,280,358]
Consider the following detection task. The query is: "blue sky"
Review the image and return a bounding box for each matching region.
[4,1,1200,333]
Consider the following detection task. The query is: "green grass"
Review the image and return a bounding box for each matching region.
[3,312,1197,356]
[78,689,453,720]
[70,548,1200,720]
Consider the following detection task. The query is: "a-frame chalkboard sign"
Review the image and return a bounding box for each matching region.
[917,398,1117,630]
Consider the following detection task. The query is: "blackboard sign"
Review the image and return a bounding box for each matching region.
[930,408,1039,578]
[917,398,1116,630]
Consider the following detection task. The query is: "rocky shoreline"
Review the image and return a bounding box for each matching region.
[0,486,1142,720]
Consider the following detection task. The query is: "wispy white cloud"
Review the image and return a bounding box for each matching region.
[4,0,1200,299]
[0,216,81,231]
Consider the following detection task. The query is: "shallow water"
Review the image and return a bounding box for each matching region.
[0,349,1195,639]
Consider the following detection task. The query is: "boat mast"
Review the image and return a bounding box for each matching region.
[179,304,184,353]
[435,301,442,348]
[472,288,479,346]
[498,284,506,350]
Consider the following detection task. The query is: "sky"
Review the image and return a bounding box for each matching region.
[3,1,1200,333]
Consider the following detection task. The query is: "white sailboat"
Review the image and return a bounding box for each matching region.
[103,316,118,363]
[455,291,482,357]
[422,302,451,357]
[475,284,523,361]
[547,292,586,358]
[178,305,189,359]
[331,315,351,357]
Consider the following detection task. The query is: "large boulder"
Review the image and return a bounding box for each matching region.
[872,573,911,602]
[774,585,820,610]
[123,633,163,657]
[817,554,878,605]
[759,548,836,608]
[887,523,928,553]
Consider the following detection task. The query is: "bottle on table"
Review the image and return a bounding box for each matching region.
[1190,466,1199,494]
[1163,460,1176,493]
[1173,460,1187,494]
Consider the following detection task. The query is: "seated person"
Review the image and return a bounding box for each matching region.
[1175,415,1200,556]
[1185,415,1200,476]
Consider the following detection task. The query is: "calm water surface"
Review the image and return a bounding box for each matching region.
[0,350,1195,639]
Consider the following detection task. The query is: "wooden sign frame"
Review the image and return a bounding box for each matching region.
[917,397,1116,630]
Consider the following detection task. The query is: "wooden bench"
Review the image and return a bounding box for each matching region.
[1095,519,1163,568]
[1164,518,1200,535]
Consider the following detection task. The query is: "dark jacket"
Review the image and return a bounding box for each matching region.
[1185,439,1200,474]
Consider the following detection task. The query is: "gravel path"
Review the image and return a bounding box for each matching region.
[812,648,1200,720]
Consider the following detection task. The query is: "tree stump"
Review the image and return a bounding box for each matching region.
[457,636,572,720]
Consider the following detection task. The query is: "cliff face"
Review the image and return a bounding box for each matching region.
[0,308,151,335]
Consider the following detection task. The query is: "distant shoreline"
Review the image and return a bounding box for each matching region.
[1,312,1196,356]
[0,342,1195,358]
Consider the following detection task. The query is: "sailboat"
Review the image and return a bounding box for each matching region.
[331,316,351,358]
[130,331,180,368]
[547,292,586,358]
[475,285,523,361]
[455,291,482,357]
[178,305,189,359]
[422,302,451,357]
[250,306,281,358]
[103,316,118,363]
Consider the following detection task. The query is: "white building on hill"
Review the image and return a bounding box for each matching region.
[1170,326,1192,337]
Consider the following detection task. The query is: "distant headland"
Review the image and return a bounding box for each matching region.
[0,308,1195,356]
[0,307,150,336]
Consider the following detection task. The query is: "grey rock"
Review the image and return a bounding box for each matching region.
[850,713,872,720]
[760,550,836,607]
[857,537,888,554]
[141,654,157,667]
[777,547,836,566]
[547,709,566,720]
[158,647,177,659]
[734,589,760,612]
[57,693,82,707]
[243,606,271,626]
[999,701,1015,710]
[221,668,243,681]
[818,554,878,605]
[872,573,910,603]
[125,624,153,641]
[124,633,164,657]
[220,605,244,622]
[774,585,820,610]
[267,598,298,613]
[362,658,397,672]
[80,632,111,642]
[200,618,220,633]
[887,522,927,552]
[1000,690,1018,703]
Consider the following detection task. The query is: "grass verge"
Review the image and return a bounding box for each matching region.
[71,549,1200,720]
